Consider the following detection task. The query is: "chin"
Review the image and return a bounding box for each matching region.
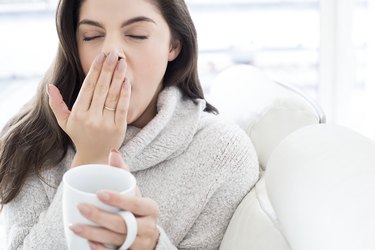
[127,109,143,126]
[126,110,137,125]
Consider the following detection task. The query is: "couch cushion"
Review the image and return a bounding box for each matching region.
[208,64,322,170]
[220,177,290,250]
[265,124,375,250]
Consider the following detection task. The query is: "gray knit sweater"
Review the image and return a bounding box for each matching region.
[3,86,259,249]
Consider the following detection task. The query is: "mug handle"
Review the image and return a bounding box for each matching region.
[118,211,138,250]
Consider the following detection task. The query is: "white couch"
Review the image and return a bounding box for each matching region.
[208,65,375,250]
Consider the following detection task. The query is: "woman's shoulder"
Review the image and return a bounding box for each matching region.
[188,111,259,185]
[198,112,251,143]
[195,112,258,163]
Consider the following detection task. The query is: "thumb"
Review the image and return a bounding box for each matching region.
[108,149,129,171]
[109,149,141,196]
[47,84,70,131]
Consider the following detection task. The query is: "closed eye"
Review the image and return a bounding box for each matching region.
[127,35,148,40]
[83,36,103,41]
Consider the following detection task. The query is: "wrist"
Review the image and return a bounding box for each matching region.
[71,152,108,168]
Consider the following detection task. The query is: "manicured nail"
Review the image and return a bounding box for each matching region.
[97,191,110,201]
[70,224,83,233]
[89,241,98,249]
[96,53,105,64]
[117,59,126,72]
[111,148,119,154]
[46,84,52,96]
[78,203,91,215]
[123,78,132,89]
[107,52,117,64]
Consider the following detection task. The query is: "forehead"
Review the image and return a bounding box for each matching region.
[79,0,162,22]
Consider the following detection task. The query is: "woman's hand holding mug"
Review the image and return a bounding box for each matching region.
[64,150,160,250]
[48,52,131,166]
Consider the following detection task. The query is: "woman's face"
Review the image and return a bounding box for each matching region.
[76,0,180,127]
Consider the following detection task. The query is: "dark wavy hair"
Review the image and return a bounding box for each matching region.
[0,0,217,207]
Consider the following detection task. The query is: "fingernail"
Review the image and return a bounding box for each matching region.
[117,59,125,71]
[89,241,97,249]
[107,52,117,64]
[96,53,105,64]
[123,78,131,90]
[78,204,91,215]
[111,148,119,154]
[97,191,110,201]
[70,224,83,233]
[46,84,52,96]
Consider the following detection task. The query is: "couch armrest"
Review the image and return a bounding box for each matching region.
[266,124,375,250]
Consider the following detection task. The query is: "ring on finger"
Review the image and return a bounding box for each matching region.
[104,105,116,111]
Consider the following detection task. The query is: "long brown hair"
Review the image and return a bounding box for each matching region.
[0,0,217,207]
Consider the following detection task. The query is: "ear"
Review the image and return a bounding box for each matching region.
[168,39,181,62]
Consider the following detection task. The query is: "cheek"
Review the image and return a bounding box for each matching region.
[81,57,95,75]
[137,47,169,81]
[79,48,97,75]
[126,49,169,122]
[130,52,167,93]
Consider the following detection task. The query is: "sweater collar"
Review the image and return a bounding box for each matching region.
[120,86,206,172]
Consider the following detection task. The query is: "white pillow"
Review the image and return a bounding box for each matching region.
[208,64,321,169]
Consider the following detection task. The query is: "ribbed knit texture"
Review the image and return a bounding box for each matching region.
[3,86,259,249]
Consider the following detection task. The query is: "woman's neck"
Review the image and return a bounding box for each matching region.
[130,84,163,128]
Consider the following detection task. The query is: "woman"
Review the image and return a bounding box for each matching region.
[0,0,259,249]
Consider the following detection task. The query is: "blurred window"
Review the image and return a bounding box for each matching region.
[0,0,373,138]
[187,0,320,99]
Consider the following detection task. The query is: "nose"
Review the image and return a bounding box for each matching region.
[101,34,126,60]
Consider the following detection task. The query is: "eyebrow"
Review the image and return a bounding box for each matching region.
[78,16,156,29]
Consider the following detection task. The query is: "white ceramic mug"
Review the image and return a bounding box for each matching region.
[63,164,137,250]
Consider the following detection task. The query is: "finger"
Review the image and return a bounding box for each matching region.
[108,149,129,171]
[88,241,109,250]
[70,223,125,246]
[103,58,127,116]
[136,216,158,237]
[97,192,159,217]
[115,78,131,128]
[78,203,126,234]
[47,84,70,131]
[130,234,159,250]
[74,53,106,112]
[90,51,119,115]
[107,150,142,196]
[88,241,112,250]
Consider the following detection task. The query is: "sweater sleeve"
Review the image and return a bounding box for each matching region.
[3,174,67,250]
[155,225,177,250]
[177,125,259,250]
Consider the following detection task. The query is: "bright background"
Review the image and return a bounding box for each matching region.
[0,0,374,248]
